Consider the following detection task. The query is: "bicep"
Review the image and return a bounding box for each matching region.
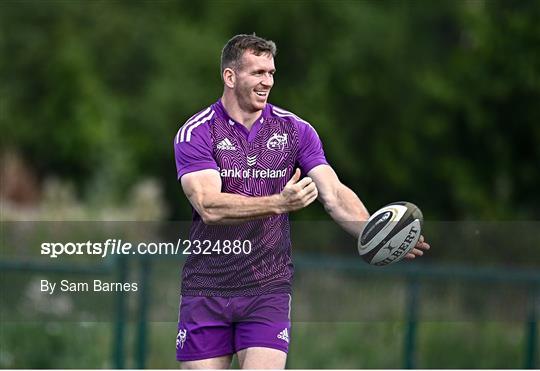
[180,169,222,211]
[308,165,341,205]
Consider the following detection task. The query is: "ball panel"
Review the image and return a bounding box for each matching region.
[359,210,392,246]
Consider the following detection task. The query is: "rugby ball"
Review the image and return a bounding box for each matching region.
[358,202,423,266]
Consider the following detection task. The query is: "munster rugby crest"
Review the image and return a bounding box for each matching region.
[266,133,288,151]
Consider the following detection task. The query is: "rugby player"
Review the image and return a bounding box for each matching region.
[173,34,430,369]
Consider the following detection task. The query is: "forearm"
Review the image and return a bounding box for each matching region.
[183,168,316,225]
[324,185,370,237]
[199,192,283,224]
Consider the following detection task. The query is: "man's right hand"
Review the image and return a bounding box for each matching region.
[278,168,318,213]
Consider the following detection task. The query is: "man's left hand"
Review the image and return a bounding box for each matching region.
[405,235,430,259]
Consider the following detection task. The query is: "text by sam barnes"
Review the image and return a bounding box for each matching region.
[41,279,138,294]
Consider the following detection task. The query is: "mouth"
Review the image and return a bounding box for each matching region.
[254,90,269,98]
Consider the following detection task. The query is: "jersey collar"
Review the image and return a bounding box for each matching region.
[215,99,271,127]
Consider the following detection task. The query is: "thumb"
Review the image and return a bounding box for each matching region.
[287,168,301,185]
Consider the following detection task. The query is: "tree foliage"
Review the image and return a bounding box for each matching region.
[2,0,539,219]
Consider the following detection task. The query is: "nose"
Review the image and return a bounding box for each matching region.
[261,73,273,87]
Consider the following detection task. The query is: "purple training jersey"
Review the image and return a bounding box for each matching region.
[173,100,328,296]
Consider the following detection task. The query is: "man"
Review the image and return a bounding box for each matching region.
[173,34,430,369]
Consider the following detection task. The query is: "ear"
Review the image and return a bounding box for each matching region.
[223,68,235,89]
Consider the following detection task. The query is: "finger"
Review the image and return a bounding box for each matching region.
[301,182,317,194]
[302,183,318,196]
[405,253,415,259]
[415,235,428,247]
[303,187,318,202]
[305,191,318,206]
[415,241,430,250]
[296,176,313,189]
[287,168,301,185]
[410,248,423,256]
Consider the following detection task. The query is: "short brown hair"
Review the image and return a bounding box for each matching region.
[220,34,277,75]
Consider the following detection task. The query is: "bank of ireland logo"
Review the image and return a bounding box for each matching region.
[176,329,187,349]
[266,133,288,151]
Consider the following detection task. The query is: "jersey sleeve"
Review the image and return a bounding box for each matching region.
[173,123,218,180]
[296,121,329,174]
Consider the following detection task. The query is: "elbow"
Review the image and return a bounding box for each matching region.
[190,194,224,225]
[199,209,223,225]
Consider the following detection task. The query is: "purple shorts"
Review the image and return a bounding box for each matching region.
[176,293,292,362]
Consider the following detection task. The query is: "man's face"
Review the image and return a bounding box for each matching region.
[233,51,275,113]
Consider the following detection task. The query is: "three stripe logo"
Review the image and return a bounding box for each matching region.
[277,328,289,343]
[217,138,236,150]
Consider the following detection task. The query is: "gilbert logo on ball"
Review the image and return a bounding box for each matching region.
[358,202,423,266]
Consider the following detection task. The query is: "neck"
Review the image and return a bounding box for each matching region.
[221,92,262,130]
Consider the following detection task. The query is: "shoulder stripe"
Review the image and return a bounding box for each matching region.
[272,106,308,125]
[272,106,320,138]
[176,107,212,144]
[180,107,213,143]
[185,110,215,142]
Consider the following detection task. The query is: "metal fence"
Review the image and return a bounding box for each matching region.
[1,254,538,369]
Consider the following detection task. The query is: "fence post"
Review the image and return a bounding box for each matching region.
[113,256,127,369]
[135,257,152,369]
[525,284,538,369]
[404,278,420,369]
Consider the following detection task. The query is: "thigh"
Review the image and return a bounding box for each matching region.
[176,296,234,363]
[237,347,287,369]
[181,355,232,369]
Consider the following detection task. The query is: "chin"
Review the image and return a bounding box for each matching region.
[252,99,267,111]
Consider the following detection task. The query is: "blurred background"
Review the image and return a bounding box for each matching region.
[1,0,539,368]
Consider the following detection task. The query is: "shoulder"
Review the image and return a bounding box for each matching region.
[268,103,320,138]
[268,104,307,125]
[174,104,216,145]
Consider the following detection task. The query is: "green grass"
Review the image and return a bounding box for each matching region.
[1,321,533,368]
[417,321,526,368]
[0,322,112,368]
